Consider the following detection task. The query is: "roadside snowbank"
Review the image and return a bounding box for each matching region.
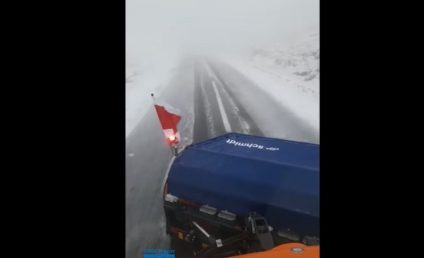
[126,55,181,137]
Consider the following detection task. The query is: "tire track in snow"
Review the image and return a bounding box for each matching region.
[211,80,232,132]
[205,61,263,136]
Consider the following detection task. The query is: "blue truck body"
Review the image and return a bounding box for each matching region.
[166,133,319,236]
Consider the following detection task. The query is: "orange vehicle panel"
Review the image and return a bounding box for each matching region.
[229,243,319,258]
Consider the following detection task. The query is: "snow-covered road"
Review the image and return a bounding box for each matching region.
[126,58,318,258]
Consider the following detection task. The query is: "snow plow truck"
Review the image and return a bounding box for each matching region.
[163,133,319,257]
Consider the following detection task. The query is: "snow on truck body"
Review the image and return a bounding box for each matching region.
[164,133,319,251]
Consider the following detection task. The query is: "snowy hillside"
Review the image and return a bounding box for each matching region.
[251,32,319,91]
[225,31,320,132]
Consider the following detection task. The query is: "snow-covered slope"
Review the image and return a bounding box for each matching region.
[251,32,319,90]
[225,31,319,132]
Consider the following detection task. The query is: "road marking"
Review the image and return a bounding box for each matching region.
[212,81,232,132]
[204,62,251,134]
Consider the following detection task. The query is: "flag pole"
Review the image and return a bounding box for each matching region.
[151,93,178,156]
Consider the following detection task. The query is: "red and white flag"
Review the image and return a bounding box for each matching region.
[153,104,181,145]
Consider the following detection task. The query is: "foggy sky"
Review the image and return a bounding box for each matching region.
[126,0,319,62]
